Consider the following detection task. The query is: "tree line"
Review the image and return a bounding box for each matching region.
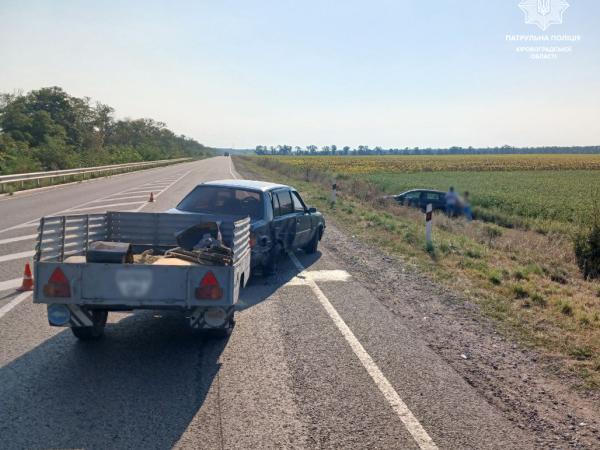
[0,87,213,174]
[255,145,600,156]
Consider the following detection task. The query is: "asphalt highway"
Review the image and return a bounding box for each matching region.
[0,157,537,449]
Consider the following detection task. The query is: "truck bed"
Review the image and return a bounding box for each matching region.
[33,212,251,309]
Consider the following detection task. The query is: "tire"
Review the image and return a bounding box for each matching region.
[207,316,235,339]
[262,243,280,276]
[304,228,321,254]
[71,310,108,341]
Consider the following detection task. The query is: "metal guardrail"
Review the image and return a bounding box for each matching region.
[0,158,192,192]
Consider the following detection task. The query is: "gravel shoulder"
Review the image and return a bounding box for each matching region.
[320,217,600,449]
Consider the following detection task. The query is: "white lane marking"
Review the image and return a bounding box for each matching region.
[288,253,438,450]
[0,250,35,263]
[130,169,193,212]
[229,157,239,179]
[112,189,156,195]
[285,269,352,286]
[0,166,192,296]
[67,200,145,212]
[0,234,37,245]
[87,194,148,203]
[0,222,38,234]
[0,292,31,320]
[0,167,193,234]
[0,278,21,291]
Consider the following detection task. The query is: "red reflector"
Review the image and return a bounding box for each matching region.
[249,233,256,248]
[195,271,223,300]
[43,267,71,298]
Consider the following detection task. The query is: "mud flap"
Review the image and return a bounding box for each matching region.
[188,306,234,331]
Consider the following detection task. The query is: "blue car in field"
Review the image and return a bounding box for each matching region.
[388,189,447,212]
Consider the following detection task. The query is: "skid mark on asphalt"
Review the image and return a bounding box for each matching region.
[288,252,438,450]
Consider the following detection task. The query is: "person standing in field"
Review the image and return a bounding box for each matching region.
[445,186,458,217]
[462,191,473,221]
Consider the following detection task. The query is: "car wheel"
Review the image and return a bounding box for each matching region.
[262,243,281,275]
[304,228,320,254]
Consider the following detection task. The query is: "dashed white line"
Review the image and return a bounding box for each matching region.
[0,234,37,245]
[0,292,31,320]
[0,250,35,263]
[0,278,21,291]
[87,194,148,203]
[0,165,198,319]
[288,252,438,450]
[67,200,146,212]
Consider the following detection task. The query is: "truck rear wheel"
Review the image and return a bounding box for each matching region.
[71,310,108,340]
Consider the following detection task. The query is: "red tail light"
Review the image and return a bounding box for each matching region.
[43,267,71,298]
[249,232,256,248]
[195,271,223,300]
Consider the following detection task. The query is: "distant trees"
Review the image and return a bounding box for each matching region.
[252,143,600,157]
[0,87,212,174]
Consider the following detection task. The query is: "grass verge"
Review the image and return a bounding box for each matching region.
[234,155,600,389]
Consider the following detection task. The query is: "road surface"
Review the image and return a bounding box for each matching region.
[0,157,538,449]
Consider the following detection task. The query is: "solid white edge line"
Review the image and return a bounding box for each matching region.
[229,157,239,179]
[0,292,31,320]
[287,252,438,450]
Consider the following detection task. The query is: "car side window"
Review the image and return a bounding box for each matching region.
[271,192,281,217]
[275,190,293,216]
[427,193,439,201]
[291,191,305,213]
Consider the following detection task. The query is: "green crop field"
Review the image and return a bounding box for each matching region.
[367,170,600,233]
[260,155,600,234]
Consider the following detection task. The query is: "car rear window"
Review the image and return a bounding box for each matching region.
[176,186,263,219]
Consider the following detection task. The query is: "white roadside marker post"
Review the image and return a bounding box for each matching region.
[331,182,337,207]
[425,203,433,251]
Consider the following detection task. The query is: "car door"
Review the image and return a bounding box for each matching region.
[291,190,312,248]
[271,189,296,250]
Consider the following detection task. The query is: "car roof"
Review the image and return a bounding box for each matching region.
[201,179,289,192]
[399,189,446,195]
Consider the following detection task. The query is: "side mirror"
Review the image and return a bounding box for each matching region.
[308,207,317,214]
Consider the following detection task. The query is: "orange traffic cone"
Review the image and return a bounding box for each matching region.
[149,192,154,202]
[17,262,34,292]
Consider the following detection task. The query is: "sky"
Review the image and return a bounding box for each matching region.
[1,0,599,149]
